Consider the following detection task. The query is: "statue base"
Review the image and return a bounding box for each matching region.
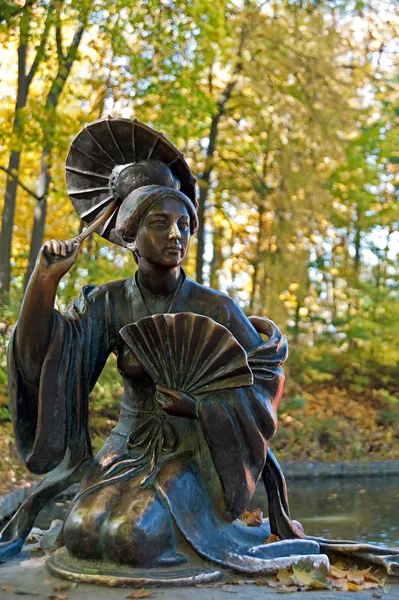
[46,547,223,587]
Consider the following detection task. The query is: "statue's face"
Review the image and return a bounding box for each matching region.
[135,196,190,267]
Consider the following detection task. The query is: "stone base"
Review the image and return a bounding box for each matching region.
[46,546,223,587]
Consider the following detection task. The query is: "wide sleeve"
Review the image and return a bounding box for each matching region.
[197,305,288,519]
[7,285,112,475]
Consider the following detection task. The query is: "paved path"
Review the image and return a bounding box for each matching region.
[1,547,398,600]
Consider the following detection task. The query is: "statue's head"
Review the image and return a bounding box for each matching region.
[114,161,198,266]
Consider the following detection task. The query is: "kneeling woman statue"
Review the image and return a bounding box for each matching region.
[1,118,397,584]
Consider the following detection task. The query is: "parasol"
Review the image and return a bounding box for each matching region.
[65,116,196,246]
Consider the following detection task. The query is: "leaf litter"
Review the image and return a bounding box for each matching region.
[255,557,388,593]
[0,585,40,596]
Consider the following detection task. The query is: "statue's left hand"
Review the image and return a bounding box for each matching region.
[155,385,197,419]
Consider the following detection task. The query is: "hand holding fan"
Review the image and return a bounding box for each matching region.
[120,312,253,412]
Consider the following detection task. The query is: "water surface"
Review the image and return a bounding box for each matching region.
[251,475,399,547]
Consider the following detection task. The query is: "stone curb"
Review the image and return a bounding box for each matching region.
[282,460,399,479]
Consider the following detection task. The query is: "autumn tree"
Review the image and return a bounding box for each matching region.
[0,0,54,297]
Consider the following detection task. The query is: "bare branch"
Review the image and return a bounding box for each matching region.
[0,166,44,202]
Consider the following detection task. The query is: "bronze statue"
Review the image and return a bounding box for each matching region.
[0,118,398,585]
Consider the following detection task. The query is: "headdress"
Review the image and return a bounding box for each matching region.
[65,116,197,247]
[115,185,198,243]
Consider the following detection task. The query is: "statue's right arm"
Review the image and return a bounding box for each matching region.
[15,239,81,384]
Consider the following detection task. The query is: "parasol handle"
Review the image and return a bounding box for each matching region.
[71,198,120,245]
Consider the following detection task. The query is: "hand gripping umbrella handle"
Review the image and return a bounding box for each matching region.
[71,198,120,245]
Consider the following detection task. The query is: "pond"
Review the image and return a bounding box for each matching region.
[251,475,399,547]
[32,475,399,548]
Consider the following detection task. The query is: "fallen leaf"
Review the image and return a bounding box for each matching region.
[53,583,71,592]
[331,578,348,591]
[292,567,314,587]
[276,569,294,586]
[346,569,365,585]
[365,571,382,584]
[53,584,71,591]
[239,508,263,527]
[363,582,382,590]
[263,580,280,588]
[47,595,68,600]
[266,535,280,544]
[347,582,363,591]
[1,585,16,593]
[126,590,154,599]
[330,565,348,579]
[25,535,39,545]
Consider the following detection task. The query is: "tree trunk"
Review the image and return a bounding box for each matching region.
[0,152,21,295]
[24,146,50,286]
[195,112,221,284]
[354,218,361,276]
[0,9,29,296]
[249,261,259,314]
[249,205,265,313]
[0,1,53,296]
[195,11,249,284]
[24,16,87,283]
[209,224,224,289]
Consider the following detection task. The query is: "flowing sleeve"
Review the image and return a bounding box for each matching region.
[7,285,113,475]
[197,300,288,519]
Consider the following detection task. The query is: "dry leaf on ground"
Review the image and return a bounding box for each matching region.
[126,589,154,599]
[239,508,263,526]
[267,558,386,593]
[277,569,294,586]
[53,584,71,591]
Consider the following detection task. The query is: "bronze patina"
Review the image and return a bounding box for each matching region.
[0,118,398,585]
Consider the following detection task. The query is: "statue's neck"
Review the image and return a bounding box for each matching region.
[137,265,181,296]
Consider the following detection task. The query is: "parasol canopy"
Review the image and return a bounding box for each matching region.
[65,116,196,246]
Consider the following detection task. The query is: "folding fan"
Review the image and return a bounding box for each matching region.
[120,312,253,396]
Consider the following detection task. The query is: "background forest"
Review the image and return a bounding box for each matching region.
[0,0,399,491]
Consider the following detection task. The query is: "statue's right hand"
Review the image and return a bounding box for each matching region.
[38,239,81,279]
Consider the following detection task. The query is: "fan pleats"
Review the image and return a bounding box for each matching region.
[120,313,253,396]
